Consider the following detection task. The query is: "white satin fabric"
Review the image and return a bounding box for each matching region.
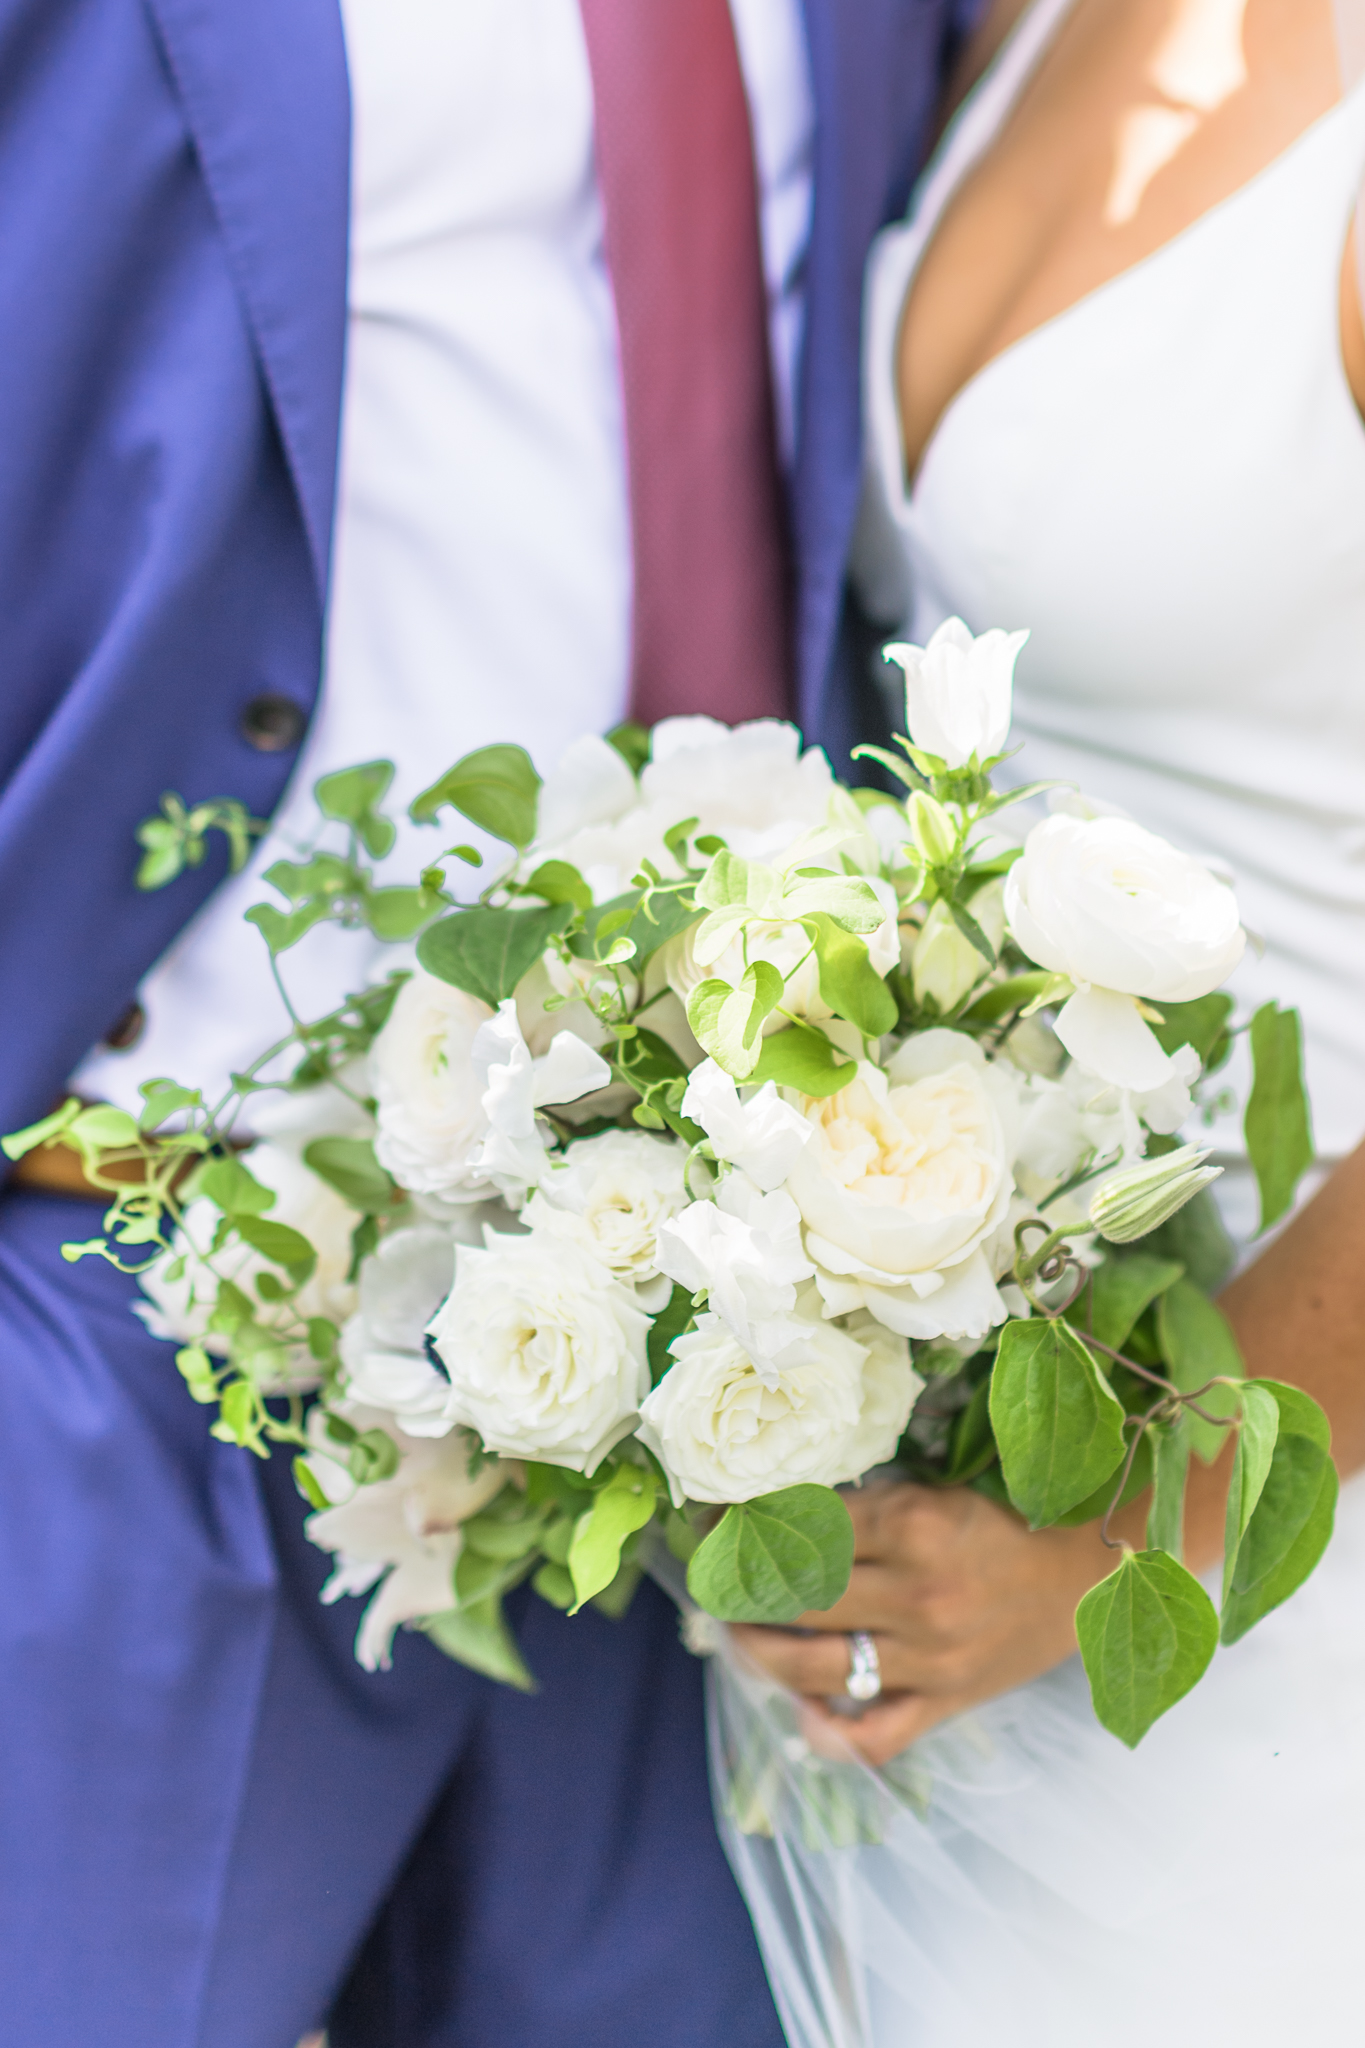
[707,8,1365,2042]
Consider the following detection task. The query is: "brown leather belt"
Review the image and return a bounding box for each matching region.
[9,1144,165,1199]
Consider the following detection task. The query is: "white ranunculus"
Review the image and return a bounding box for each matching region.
[1004,813,1245,1092]
[656,1172,815,1372]
[884,617,1028,769]
[428,1232,650,1472]
[535,732,641,848]
[637,1290,909,1503]
[680,1060,813,1191]
[524,1129,688,1294]
[303,1406,510,1671]
[372,978,611,1213]
[787,1036,1014,1342]
[137,1137,361,1366]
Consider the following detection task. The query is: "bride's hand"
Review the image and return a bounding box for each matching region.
[728,1464,1226,1768]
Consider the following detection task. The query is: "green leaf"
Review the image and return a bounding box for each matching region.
[525,860,594,912]
[686,1485,855,1623]
[989,1317,1128,1528]
[1073,1254,1185,1353]
[746,1021,857,1098]
[417,901,572,1008]
[532,1561,576,1610]
[960,971,1060,1027]
[303,1137,399,1214]
[575,886,698,970]
[567,1466,658,1612]
[946,899,996,966]
[941,1375,998,1485]
[1220,1383,1280,1601]
[363,885,443,941]
[137,1080,201,1132]
[1143,1186,1237,1295]
[1244,1002,1314,1232]
[780,873,885,934]
[68,1105,141,1150]
[1147,1422,1191,1559]
[424,1596,536,1690]
[647,1281,696,1386]
[1075,1549,1219,1746]
[190,1154,276,1217]
[232,1213,318,1281]
[1,1098,81,1162]
[410,743,541,847]
[292,1456,331,1511]
[686,961,785,1078]
[462,1503,549,1562]
[605,721,651,775]
[807,913,897,1037]
[1220,1458,1337,1646]
[315,759,394,824]
[1052,1428,1153,1527]
[348,1429,402,1485]
[1155,1278,1245,1464]
[1148,992,1234,1070]
[245,897,332,955]
[1220,1381,1333,1641]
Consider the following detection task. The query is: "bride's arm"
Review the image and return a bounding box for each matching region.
[732,1142,1365,1767]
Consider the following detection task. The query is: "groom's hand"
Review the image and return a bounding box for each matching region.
[729,1461,1228,1768]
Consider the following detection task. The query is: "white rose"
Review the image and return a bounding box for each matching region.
[303,1405,510,1670]
[884,617,1028,769]
[843,1310,925,1476]
[427,1232,650,1472]
[137,1137,360,1368]
[524,1129,688,1294]
[656,1172,815,1371]
[679,1060,812,1191]
[1004,814,1245,1092]
[637,1291,915,1503]
[786,1034,1013,1342]
[373,978,611,1213]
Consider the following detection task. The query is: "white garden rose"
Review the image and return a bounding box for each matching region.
[137,1137,361,1365]
[427,1232,650,1472]
[637,1290,913,1503]
[843,1310,925,1476]
[303,1405,510,1671]
[524,1129,688,1294]
[786,1033,1014,1342]
[641,716,835,861]
[1004,813,1245,1092]
[884,617,1028,769]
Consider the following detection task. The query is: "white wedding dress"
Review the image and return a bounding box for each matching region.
[706,5,1365,2042]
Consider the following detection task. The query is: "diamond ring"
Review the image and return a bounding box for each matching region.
[845,1630,882,1703]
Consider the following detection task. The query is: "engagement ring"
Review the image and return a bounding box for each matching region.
[845,1631,881,1703]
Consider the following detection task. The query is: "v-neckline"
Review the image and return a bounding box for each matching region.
[896,0,1365,502]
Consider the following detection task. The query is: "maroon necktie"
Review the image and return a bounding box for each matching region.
[578,0,794,726]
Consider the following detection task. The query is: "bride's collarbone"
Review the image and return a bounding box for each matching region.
[899,0,1361,480]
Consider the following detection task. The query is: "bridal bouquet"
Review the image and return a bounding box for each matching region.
[7,621,1326,1746]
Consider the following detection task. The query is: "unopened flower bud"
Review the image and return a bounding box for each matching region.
[1088,1145,1222,1244]
[906,790,958,868]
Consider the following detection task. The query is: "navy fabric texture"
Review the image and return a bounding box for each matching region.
[0,1188,783,2046]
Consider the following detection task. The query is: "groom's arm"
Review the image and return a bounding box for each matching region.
[733,1141,1365,1767]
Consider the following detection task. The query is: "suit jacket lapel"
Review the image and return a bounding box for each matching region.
[143,0,351,598]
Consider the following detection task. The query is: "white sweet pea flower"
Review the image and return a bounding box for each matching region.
[637,1289,917,1503]
[303,1407,510,1671]
[884,617,1028,769]
[372,976,611,1214]
[1004,814,1245,1093]
[679,1060,812,1191]
[786,1035,1014,1342]
[337,1214,510,1435]
[656,1173,816,1375]
[428,1232,650,1472]
[137,1136,361,1366]
[524,1129,688,1297]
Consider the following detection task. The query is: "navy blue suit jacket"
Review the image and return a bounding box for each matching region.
[0,0,971,1137]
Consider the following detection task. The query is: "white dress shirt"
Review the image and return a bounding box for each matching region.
[76,0,815,1119]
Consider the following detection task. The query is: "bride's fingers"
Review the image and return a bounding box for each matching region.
[728,1622,963,1700]
[798,1691,966,1767]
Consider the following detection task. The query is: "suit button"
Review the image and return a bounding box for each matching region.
[240,694,306,752]
[103,1001,146,1051]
